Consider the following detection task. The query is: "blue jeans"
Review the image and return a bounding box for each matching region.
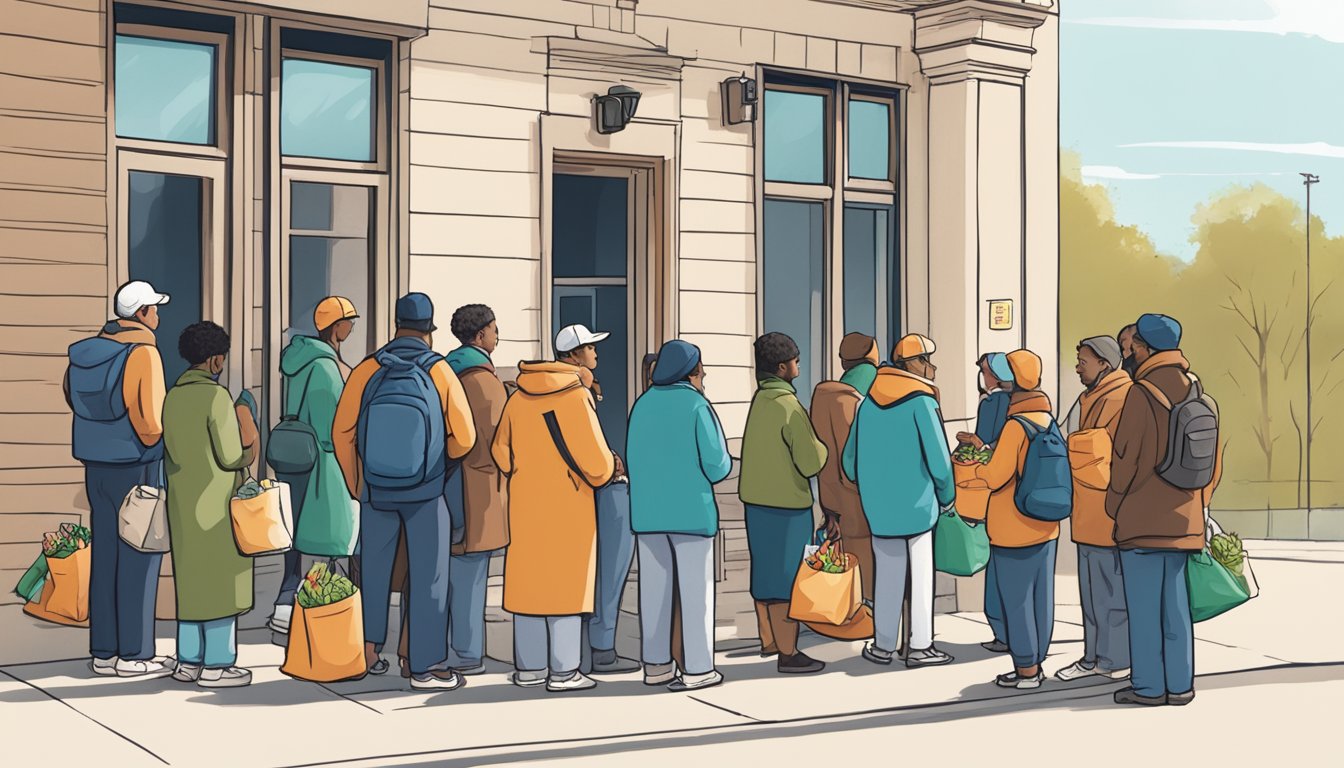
[447,550,495,668]
[1120,548,1194,698]
[589,482,634,652]
[984,557,1007,643]
[1079,544,1130,672]
[178,616,237,668]
[86,463,162,661]
[359,496,451,676]
[991,540,1057,669]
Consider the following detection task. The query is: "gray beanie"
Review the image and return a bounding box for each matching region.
[1080,335,1122,370]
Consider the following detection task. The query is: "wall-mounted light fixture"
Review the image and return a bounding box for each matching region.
[722,73,758,125]
[595,85,641,134]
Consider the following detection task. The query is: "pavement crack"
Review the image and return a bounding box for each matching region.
[0,668,171,765]
[686,694,763,722]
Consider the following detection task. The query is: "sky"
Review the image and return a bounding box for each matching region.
[1061,0,1344,260]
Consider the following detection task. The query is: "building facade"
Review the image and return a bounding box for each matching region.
[0,0,1058,611]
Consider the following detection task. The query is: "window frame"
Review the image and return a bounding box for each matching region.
[276,47,387,172]
[844,89,898,192]
[762,82,834,189]
[112,23,230,158]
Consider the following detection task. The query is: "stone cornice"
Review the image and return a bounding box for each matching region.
[913,0,1051,84]
[532,31,689,82]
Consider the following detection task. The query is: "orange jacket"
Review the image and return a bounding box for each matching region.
[1068,370,1132,547]
[332,336,475,499]
[973,391,1061,548]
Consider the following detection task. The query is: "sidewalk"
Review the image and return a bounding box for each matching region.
[1,540,1338,767]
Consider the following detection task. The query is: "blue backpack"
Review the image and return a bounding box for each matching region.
[356,344,446,504]
[1011,415,1073,522]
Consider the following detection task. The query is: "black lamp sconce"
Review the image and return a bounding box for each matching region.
[722,74,757,125]
[595,85,642,134]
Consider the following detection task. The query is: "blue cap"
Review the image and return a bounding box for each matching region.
[1136,313,1181,351]
[651,340,702,386]
[985,352,1014,384]
[395,292,436,332]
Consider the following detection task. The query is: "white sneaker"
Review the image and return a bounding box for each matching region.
[91,657,119,677]
[511,670,547,688]
[1055,660,1101,682]
[116,657,175,679]
[643,662,678,686]
[1102,667,1131,680]
[173,663,202,683]
[198,666,252,688]
[410,671,465,691]
[995,670,1044,689]
[268,604,293,633]
[668,669,723,692]
[546,671,597,692]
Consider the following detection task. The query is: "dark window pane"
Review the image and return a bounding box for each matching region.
[764,198,825,406]
[848,100,890,180]
[288,183,373,360]
[765,90,826,184]
[552,175,628,278]
[115,35,215,145]
[128,172,203,386]
[844,205,897,359]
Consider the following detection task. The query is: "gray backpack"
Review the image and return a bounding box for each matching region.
[1137,373,1218,490]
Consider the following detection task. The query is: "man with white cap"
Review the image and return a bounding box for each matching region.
[64,280,175,679]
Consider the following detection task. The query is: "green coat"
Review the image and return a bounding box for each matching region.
[163,369,255,622]
[280,336,357,556]
[738,377,828,509]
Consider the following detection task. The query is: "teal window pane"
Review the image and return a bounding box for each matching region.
[849,100,890,180]
[115,36,215,145]
[764,90,826,184]
[281,58,375,162]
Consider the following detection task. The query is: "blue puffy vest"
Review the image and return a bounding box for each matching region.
[356,338,447,506]
[67,336,163,466]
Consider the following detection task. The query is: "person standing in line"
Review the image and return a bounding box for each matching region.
[739,332,829,674]
[333,293,475,692]
[65,281,175,679]
[439,304,510,676]
[492,343,616,692]
[1056,336,1133,683]
[841,334,956,668]
[269,297,360,638]
[971,349,1063,690]
[162,322,258,688]
[628,341,733,691]
[810,332,880,604]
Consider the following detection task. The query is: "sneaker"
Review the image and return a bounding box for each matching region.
[511,670,547,688]
[91,657,119,677]
[173,663,202,683]
[906,647,954,668]
[410,670,465,691]
[668,670,723,692]
[546,671,598,692]
[995,670,1044,689]
[451,663,486,676]
[777,652,825,674]
[862,643,894,666]
[367,658,390,676]
[981,639,1010,653]
[1167,690,1195,706]
[198,666,252,689]
[1102,667,1132,681]
[1114,686,1166,706]
[644,662,678,686]
[115,657,175,679]
[590,649,640,675]
[268,604,292,634]
[1055,660,1101,682]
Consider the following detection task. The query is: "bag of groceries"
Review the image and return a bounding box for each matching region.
[934,508,989,576]
[951,444,993,521]
[1187,549,1250,623]
[281,562,367,682]
[1207,516,1259,599]
[14,552,47,604]
[230,477,294,556]
[23,523,92,626]
[805,604,875,641]
[789,531,862,626]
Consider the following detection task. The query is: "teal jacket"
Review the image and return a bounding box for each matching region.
[280,336,358,556]
[842,367,956,537]
[627,382,733,536]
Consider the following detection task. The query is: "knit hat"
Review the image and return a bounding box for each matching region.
[839,332,879,369]
[651,340,702,385]
[1079,335,1122,370]
[892,334,936,362]
[1136,313,1182,351]
[1006,349,1043,391]
[984,352,1014,385]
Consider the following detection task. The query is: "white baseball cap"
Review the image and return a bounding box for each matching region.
[555,323,609,354]
[114,280,170,319]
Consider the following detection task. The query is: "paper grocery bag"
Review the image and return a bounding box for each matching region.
[231,482,294,556]
[23,547,91,626]
[952,462,992,521]
[788,557,861,626]
[805,604,875,641]
[281,592,367,683]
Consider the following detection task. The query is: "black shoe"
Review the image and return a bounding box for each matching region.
[981,639,1010,653]
[1167,690,1195,706]
[778,652,825,674]
[1114,687,1166,706]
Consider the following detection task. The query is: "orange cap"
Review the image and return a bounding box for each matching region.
[891,334,936,362]
[314,296,358,332]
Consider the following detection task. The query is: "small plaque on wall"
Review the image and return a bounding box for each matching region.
[988,299,1013,331]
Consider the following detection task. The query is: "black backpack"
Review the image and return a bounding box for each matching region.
[267,370,319,476]
[1137,373,1219,490]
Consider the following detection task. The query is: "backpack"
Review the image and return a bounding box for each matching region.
[356,346,446,500]
[67,337,162,465]
[1011,416,1073,522]
[266,368,319,476]
[1138,374,1219,490]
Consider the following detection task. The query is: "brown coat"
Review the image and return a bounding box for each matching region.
[809,380,870,540]
[453,364,509,555]
[1106,351,1219,550]
[1068,369,1131,547]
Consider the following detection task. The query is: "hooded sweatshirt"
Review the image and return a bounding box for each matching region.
[841,367,956,537]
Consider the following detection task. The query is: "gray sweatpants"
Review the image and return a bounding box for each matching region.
[514,614,582,677]
[1078,544,1130,672]
[872,530,935,653]
[637,533,716,676]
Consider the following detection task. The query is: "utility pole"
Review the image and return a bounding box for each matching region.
[1300,172,1320,523]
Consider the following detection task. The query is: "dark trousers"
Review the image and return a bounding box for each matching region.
[360,496,450,676]
[86,463,162,661]
[991,540,1058,669]
[273,470,311,605]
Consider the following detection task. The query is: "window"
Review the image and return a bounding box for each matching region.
[848,98,892,182]
[843,205,898,358]
[281,58,376,162]
[287,183,374,360]
[764,88,827,184]
[764,199,825,406]
[115,35,217,145]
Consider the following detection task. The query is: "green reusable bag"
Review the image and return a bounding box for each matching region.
[1187,549,1250,623]
[15,552,48,603]
[933,509,990,577]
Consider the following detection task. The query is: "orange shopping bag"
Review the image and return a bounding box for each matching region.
[23,546,91,626]
[953,461,992,520]
[281,592,367,683]
[231,479,294,556]
[789,535,862,626]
